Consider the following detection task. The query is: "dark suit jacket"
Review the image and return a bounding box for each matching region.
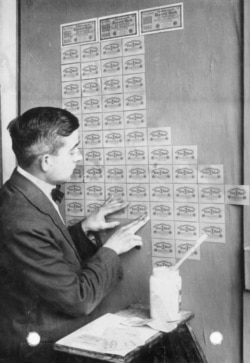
[0,169,123,362]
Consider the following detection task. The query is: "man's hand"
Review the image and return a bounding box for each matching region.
[104,214,150,255]
[81,196,128,233]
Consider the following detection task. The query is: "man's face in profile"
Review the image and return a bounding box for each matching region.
[46,129,82,184]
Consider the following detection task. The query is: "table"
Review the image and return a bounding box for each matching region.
[55,306,208,363]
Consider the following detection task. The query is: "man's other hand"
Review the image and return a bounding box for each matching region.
[104,214,150,255]
[81,196,128,233]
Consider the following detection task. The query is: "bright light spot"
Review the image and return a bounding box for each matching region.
[210,331,223,345]
[26,331,41,346]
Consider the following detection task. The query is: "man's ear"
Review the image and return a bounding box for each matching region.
[40,154,53,172]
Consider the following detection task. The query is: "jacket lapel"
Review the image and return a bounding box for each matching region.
[9,169,82,260]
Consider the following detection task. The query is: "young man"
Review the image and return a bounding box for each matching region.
[0,107,148,363]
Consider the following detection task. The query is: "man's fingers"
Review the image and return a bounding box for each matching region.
[102,196,113,207]
[130,214,150,234]
[132,235,143,248]
[122,215,145,231]
[104,220,121,229]
[103,196,124,206]
[121,218,140,232]
[123,214,150,234]
[103,195,116,205]
[103,201,129,215]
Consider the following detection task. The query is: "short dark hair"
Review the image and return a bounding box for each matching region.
[8,107,79,168]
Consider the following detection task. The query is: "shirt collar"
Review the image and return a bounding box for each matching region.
[17,166,55,202]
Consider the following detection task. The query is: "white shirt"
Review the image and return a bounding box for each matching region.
[17,166,64,223]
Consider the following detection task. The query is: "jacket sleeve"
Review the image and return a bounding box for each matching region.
[68,221,102,259]
[2,216,123,318]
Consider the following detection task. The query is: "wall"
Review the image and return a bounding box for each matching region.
[0,0,18,183]
[19,1,243,362]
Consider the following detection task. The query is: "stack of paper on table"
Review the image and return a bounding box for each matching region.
[54,307,193,362]
[54,313,160,362]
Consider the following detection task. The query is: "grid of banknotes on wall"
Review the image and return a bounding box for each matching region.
[61,34,231,267]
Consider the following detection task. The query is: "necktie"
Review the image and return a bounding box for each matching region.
[51,185,64,203]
